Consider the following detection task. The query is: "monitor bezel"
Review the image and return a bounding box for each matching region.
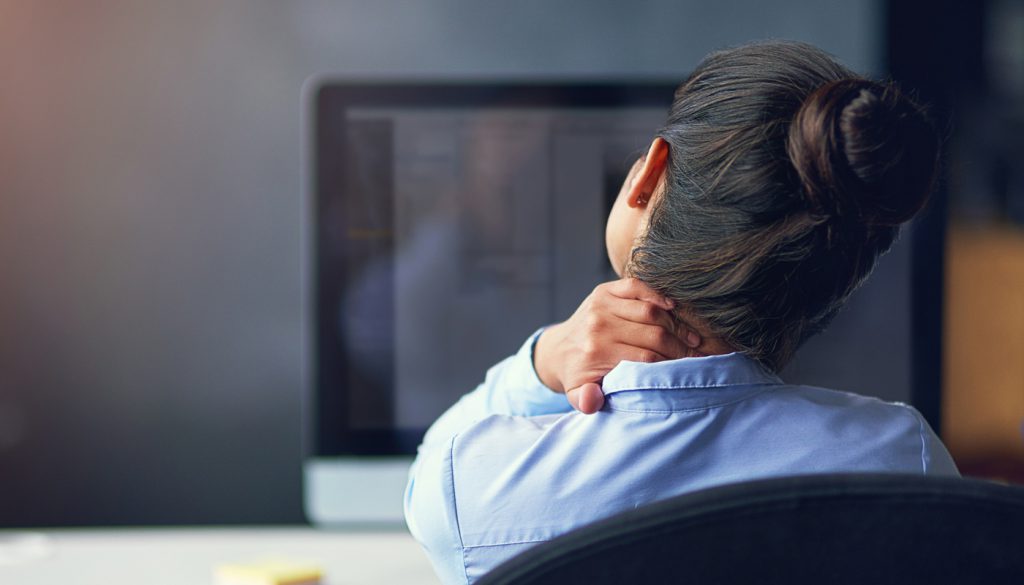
[305,81,680,458]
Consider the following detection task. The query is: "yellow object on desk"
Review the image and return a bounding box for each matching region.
[214,560,323,585]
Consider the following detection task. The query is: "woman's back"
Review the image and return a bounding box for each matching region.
[405,339,956,584]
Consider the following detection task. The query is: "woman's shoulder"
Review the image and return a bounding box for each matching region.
[751,383,944,460]
[767,383,921,414]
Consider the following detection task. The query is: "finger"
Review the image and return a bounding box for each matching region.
[670,306,706,349]
[611,322,691,360]
[604,298,703,350]
[603,294,703,350]
[607,298,677,331]
[603,278,674,310]
[682,328,702,349]
[566,382,605,414]
[613,343,672,363]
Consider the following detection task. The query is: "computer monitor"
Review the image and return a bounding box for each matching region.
[302,81,941,524]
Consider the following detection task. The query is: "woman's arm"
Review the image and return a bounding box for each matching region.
[404,278,700,584]
[416,278,700,449]
[535,278,703,413]
[403,329,569,585]
[413,329,570,453]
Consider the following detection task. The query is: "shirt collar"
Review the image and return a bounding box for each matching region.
[600,352,783,412]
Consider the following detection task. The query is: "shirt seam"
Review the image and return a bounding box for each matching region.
[463,537,551,549]
[448,436,469,584]
[912,407,928,474]
[606,386,775,414]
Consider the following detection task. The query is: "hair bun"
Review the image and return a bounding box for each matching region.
[786,78,939,227]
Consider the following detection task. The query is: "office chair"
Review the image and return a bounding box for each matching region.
[478,473,1024,585]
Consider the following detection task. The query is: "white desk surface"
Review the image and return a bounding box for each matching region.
[0,527,439,585]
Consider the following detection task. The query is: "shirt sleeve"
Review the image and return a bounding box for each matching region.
[404,328,572,584]
[404,435,466,585]
[415,327,572,452]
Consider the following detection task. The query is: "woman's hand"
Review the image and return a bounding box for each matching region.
[533,278,703,414]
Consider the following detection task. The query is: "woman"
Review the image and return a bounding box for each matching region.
[404,41,959,585]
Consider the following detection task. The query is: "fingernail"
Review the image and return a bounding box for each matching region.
[686,331,700,348]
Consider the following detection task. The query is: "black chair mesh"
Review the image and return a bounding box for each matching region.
[478,474,1024,585]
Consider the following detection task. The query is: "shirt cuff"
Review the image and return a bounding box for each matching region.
[504,327,573,416]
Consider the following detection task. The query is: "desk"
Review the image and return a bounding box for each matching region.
[0,527,438,584]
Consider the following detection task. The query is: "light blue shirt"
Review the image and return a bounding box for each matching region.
[404,331,959,584]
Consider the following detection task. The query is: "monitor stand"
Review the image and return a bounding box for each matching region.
[304,457,413,525]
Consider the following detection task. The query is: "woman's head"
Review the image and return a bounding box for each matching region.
[605,40,940,371]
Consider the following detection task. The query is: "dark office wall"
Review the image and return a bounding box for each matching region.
[0,1,881,525]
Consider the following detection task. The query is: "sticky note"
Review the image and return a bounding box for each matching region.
[214,560,322,585]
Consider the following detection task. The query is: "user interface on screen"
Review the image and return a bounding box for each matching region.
[325,106,666,434]
[315,95,915,456]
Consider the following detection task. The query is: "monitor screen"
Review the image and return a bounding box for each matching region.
[310,83,929,457]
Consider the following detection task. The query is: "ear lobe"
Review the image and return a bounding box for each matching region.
[626,137,670,209]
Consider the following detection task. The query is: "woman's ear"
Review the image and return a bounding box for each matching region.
[626,137,670,209]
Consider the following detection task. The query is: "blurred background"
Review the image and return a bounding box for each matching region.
[0,0,1021,526]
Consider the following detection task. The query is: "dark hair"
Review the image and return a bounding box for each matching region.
[630,41,940,371]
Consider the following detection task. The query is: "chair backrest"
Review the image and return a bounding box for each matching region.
[478,474,1024,585]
